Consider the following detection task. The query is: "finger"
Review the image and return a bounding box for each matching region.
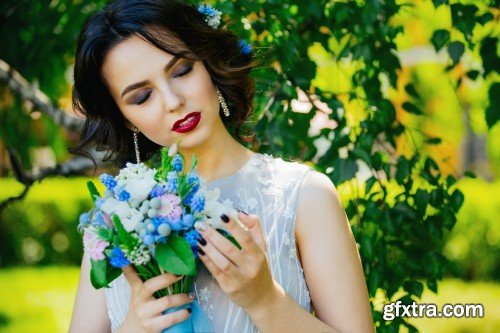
[139,273,183,301]
[148,307,190,332]
[219,213,262,255]
[122,265,143,290]
[199,225,243,265]
[238,212,267,250]
[198,234,239,276]
[146,293,194,317]
[197,246,232,286]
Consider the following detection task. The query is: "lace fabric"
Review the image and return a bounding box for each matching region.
[105,153,313,332]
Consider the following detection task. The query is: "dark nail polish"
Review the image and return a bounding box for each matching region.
[197,248,205,256]
[187,307,192,313]
[221,214,230,223]
[198,237,207,246]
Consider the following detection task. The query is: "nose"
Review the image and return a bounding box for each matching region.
[161,85,184,113]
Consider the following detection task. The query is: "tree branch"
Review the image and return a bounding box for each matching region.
[0,58,84,132]
[0,147,108,214]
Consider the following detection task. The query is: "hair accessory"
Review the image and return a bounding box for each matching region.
[238,39,252,56]
[216,87,230,117]
[197,4,222,29]
[133,127,141,163]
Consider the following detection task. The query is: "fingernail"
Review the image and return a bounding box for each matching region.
[194,221,207,231]
[188,307,192,313]
[197,248,205,256]
[188,292,196,299]
[220,214,230,223]
[198,237,207,246]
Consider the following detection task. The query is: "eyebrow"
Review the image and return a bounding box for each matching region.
[120,56,180,98]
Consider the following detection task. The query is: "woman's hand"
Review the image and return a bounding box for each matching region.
[117,266,194,333]
[195,212,280,311]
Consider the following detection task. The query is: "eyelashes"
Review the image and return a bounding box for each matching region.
[133,64,193,105]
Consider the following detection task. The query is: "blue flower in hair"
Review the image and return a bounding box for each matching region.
[198,4,222,29]
[238,39,252,56]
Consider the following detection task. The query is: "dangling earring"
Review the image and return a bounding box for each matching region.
[133,127,141,163]
[216,86,230,117]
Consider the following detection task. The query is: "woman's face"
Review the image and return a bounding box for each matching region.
[102,35,222,149]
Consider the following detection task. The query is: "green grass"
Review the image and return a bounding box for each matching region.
[0,267,498,333]
[0,266,79,333]
[407,278,500,333]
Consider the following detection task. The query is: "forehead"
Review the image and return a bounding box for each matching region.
[102,35,176,91]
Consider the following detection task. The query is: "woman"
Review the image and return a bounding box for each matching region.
[69,0,374,332]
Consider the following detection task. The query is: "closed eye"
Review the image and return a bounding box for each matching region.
[134,90,152,105]
[174,65,192,78]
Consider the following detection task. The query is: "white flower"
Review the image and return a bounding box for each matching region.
[115,163,157,203]
[204,188,247,231]
[100,198,143,232]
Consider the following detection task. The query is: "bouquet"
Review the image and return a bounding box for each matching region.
[78,144,240,332]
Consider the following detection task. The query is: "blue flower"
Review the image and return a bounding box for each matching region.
[198,4,217,16]
[182,214,196,228]
[184,229,202,248]
[171,154,183,172]
[166,171,178,193]
[92,211,106,227]
[142,234,154,246]
[150,184,166,198]
[109,246,130,268]
[117,189,130,202]
[78,212,91,230]
[168,217,183,232]
[99,173,117,191]
[238,39,252,56]
[95,198,104,208]
[190,191,205,213]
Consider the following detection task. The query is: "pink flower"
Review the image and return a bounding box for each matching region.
[158,194,182,219]
[83,230,109,261]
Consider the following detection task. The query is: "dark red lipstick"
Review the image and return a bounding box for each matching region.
[172,112,201,133]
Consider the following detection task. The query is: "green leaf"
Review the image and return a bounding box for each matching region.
[464,170,477,178]
[466,70,480,81]
[365,176,377,195]
[216,229,242,250]
[447,41,465,64]
[86,180,101,203]
[331,157,358,185]
[155,234,196,275]
[425,137,442,145]
[432,0,447,8]
[112,215,137,250]
[486,82,499,129]
[403,280,424,298]
[404,84,419,98]
[427,278,438,293]
[402,102,422,115]
[414,189,429,213]
[450,189,464,212]
[430,29,450,51]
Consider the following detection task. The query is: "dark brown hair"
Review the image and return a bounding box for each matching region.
[71,0,255,166]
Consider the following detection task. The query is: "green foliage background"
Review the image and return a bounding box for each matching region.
[0,0,498,332]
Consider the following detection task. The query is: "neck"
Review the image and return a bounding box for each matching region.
[178,123,253,183]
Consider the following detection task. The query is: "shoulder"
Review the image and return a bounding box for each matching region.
[254,153,313,178]
[295,169,347,241]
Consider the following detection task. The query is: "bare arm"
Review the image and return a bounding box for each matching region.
[69,254,111,333]
[295,170,374,333]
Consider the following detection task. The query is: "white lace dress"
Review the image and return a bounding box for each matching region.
[105,153,314,332]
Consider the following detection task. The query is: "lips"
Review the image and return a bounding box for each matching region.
[172,112,201,133]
